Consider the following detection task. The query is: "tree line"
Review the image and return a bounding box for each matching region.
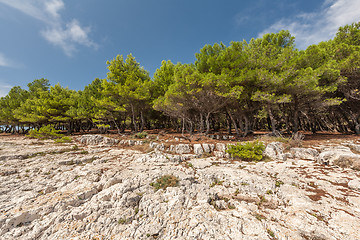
[1,22,360,136]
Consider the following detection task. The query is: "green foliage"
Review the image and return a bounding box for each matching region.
[210,178,224,188]
[118,218,128,224]
[267,229,275,238]
[226,141,265,161]
[0,22,359,136]
[275,180,284,187]
[72,145,80,150]
[150,175,179,191]
[54,136,72,143]
[134,132,148,139]
[96,54,152,133]
[27,125,62,139]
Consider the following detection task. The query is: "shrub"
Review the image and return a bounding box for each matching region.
[134,132,148,139]
[150,175,179,191]
[226,141,265,161]
[72,145,80,150]
[28,125,62,140]
[54,136,72,143]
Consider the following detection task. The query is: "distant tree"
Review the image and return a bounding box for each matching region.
[14,79,50,127]
[332,22,360,133]
[0,86,28,132]
[98,54,151,133]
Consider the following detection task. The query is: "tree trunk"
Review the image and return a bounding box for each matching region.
[229,112,240,136]
[205,113,211,135]
[243,116,250,137]
[112,119,121,134]
[354,115,360,135]
[140,111,145,132]
[267,105,277,133]
[293,96,299,133]
[226,112,232,135]
[131,104,138,132]
[188,121,194,136]
[181,118,185,135]
[199,114,204,133]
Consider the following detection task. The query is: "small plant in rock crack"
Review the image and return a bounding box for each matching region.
[254,212,266,221]
[118,218,128,224]
[72,145,80,150]
[228,203,236,209]
[234,188,240,196]
[210,178,224,188]
[266,190,273,195]
[150,175,179,191]
[267,229,276,238]
[275,180,284,187]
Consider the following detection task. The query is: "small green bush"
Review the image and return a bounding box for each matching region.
[28,125,62,140]
[72,145,80,150]
[275,180,284,187]
[54,136,72,143]
[134,132,148,139]
[226,141,265,161]
[150,175,179,191]
[210,178,224,188]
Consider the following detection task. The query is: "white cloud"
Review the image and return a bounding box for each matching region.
[0,0,97,56]
[0,53,19,68]
[0,0,47,21]
[259,0,360,49]
[0,53,10,67]
[44,0,64,19]
[42,20,97,56]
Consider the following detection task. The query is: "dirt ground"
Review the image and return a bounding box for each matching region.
[1,129,359,147]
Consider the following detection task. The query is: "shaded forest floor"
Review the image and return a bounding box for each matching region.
[1,130,359,148]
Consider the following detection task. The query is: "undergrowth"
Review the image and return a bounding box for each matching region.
[150,175,179,191]
[28,125,62,140]
[226,141,265,161]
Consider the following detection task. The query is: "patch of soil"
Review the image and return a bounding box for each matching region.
[306,187,328,202]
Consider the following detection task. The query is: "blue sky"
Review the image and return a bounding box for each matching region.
[1,0,360,97]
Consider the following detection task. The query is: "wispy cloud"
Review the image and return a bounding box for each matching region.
[0,53,17,68]
[0,82,12,97]
[0,53,10,67]
[41,19,98,56]
[0,0,97,56]
[259,0,360,49]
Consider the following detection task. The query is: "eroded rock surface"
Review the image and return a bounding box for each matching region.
[0,136,360,239]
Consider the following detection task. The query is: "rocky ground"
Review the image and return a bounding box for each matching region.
[0,135,360,240]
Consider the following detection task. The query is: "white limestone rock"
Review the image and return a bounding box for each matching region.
[264,142,284,160]
[348,179,360,191]
[189,159,212,169]
[175,144,192,154]
[202,143,215,153]
[290,148,319,160]
[216,143,226,152]
[193,144,204,155]
[79,135,119,146]
[317,146,360,168]
[1,137,360,240]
